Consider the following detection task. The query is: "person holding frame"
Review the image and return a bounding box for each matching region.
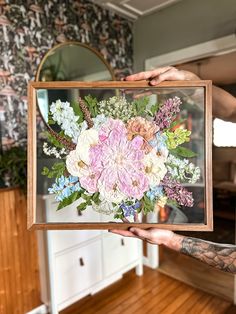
[110,66,236,274]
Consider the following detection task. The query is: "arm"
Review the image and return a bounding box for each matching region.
[126,66,236,122]
[110,228,236,273]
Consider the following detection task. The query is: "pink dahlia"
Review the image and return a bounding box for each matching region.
[90,119,149,200]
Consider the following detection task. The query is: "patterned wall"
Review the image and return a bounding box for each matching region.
[0,0,133,146]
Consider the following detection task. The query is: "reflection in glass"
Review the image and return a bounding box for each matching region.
[36,87,205,226]
[37,42,113,82]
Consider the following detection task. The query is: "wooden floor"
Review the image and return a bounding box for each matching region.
[159,247,234,301]
[60,267,236,314]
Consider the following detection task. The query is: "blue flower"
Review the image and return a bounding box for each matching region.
[149,132,168,158]
[48,175,81,202]
[120,201,141,217]
[146,186,164,201]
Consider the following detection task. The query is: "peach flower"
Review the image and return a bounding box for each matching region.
[126,117,159,152]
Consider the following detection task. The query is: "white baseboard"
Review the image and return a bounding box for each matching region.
[26,304,48,314]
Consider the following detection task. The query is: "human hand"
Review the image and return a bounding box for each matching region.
[125,66,200,85]
[109,227,174,246]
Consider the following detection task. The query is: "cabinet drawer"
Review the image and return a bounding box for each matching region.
[50,229,101,253]
[102,234,139,277]
[45,195,100,223]
[55,240,102,305]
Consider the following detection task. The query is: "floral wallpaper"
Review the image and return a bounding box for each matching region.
[0,0,133,146]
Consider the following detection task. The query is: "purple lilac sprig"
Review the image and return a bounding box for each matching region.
[161,175,194,207]
[154,96,182,130]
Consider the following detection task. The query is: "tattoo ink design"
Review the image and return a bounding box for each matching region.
[180,237,236,273]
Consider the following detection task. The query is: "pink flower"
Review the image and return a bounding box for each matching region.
[99,119,126,142]
[126,117,159,153]
[79,170,100,193]
[90,118,149,200]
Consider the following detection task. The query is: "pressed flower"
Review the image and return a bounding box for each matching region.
[90,118,149,201]
[50,100,81,143]
[146,186,164,202]
[126,116,159,152]
[76,128,99,165]
[165,128,191,149]
[166,154,200,183]
[149,132,169,161]
[120,201,141,217]
[98,96,136,122]
[162,175,194,207]
[48,175,81,202]
[143,149,167,187]
[154,97,181,130]
[66,150,89,177]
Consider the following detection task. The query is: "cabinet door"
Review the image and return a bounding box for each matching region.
[54,240,102,305]
[102,234,139,277]
[45,196,101,252]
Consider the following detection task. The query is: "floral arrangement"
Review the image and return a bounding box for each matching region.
[42,93,200,219]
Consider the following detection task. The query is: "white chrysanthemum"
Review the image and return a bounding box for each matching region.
[144,149,167,187]
[76,129,99,165]
[66,150,89,177]
[98,181,126,204]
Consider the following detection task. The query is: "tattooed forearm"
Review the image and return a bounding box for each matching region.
[179,237,236,273]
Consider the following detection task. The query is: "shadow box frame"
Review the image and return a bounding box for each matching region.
[27,80,213,231]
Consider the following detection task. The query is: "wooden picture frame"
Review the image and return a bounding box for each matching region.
[27,80,213,231]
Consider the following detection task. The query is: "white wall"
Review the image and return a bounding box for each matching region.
[134,0,236,71]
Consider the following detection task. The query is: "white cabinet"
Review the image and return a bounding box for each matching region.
[37,195,143,314]
[55,241,103,305]
[103,233,139,277]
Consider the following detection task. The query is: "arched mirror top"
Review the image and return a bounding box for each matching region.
[35,41,115,82]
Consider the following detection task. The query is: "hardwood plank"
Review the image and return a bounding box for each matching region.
[80,268,161,314]
[159,247,234,301]
[63,267,234,314]
[201,297,231,314]
[0,188,41,313]
[174,290,208,313]
[109,272,173,314]
[128,275,181,314]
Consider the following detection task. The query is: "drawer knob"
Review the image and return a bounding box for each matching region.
[79,257,85,266]
[77,209,83,216]
[121,239,125,246]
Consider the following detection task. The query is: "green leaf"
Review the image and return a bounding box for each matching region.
[57,191,82,210]
[84,95,98,118]
[43,131,64,149]
[150,103,160,115]
[142,194,154,215]
[170,146,197,158]
[41,167,49,176]
[77,202,88,211]
[41,162,66,179]
[132,96,149,116]
[71,100,83,117]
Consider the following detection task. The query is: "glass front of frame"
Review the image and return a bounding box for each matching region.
[29,82,212,229]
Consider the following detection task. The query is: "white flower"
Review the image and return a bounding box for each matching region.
[144,149,167,187]
[98,181,126,204]
[66,150,89,177]
[92,199,118,215]
[50,100,81,143]
[43,142,67,159]
[76,129,99,164]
